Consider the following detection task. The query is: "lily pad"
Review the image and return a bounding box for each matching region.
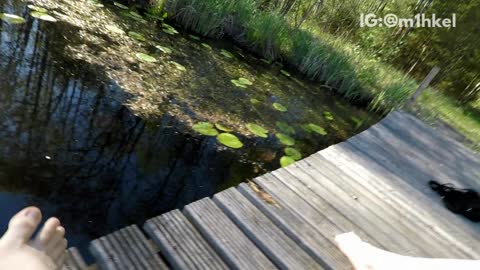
[106,25,125,34]
[246,123,268,138]
[155,45,172,54]
[128,31,146,41]
[284,147,302,160]
[238,78,253,85]
[27,5,48,13]
[276,133,295,146]
[217,133,243,149]
[231,80,247,88]
[220,49,234,58]
[30,11,57,22]
[280,156,295,167]
[276,121,295,135]
[113,1,129,9]
[189,34,200,40]
[323,111,334,121]
[250,98,261,105]
[0,13,26,24]
[171,61,187,71]
[215,123,233,132]
[307,124,327,135]
[135,53,157,63]
[280,69,291,77]
[193,122,218,136]
[273,102,287,112]
[201,43,212,50]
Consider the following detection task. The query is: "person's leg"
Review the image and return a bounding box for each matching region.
[0,207,67,270]
[335,232,480,270]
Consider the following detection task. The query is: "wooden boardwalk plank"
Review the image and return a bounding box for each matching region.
[237,183,352,270]
[319,144,480,258]
[90,225,168,270]
[213,187,323,270]
[62,248,88,270]
[144,209,228,270]
[183,197,276,270]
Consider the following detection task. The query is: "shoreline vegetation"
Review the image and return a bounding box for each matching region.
[143,0,479,150]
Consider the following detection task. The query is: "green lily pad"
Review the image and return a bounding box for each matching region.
[231,80,247,88]
[0,13,26,24]
[155,45,172,54]
[307,124,327,135]
[280,69,291,77]
[273,103,287,112]
[215,123,233,132]
[189,34,200,40]
[280,156,295,167]
[106,25,125,34]
[238,78,253,85]
[193,122,219,136]
[171,61,187,71]
[323,111,334,121]
[113,1,129,9]
[276,121,295,135]
[30,12,57,22]
[276,133,295,146]
[135,53,157,63]
[128,31,146,41]
[217,133,243,149]
[250,98,261,105]
[201,43,212,50]
[27,5,48,13]
[162,23,179,35]
[284,147,302,160]
[220,49,234,58]
[246,123,268,138]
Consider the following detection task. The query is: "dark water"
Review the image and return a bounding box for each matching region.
[1,0,379,261]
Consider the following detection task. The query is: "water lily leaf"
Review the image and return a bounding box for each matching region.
[189,34,200,40]
[0,13,26,24]
[284,147,302,160]
[323,111,334,121]
[113,1,129,9]
[171,61,186,71]
[276,133,295,146]
[220,49,234,58]
[162,23,178,35]
[30,12,57,22]
[308,124,327,135]
[273,103,287,112]
[250,98,261,105]
[106,25,125,34]
[280,69,291,77]
[231,80,247,88]
[135,53,157,63]
[201,43,212,50]
[217,133,243,149]
[238,78,253,85]
[155,45,172,54]
[27,5,48,13]
[280,156,295,167]
[215,123,232,132]
[276,121,295,135]
[246,123,268,138]
[128,31,146,41]
[193,122,218,136]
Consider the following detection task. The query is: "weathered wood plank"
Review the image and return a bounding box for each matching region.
[183,197,276,270]
[238,183,352,270]
[144,209,228,270]
[90,225,168,270]
[320,144,480,258]
[214,187,323,269]
[62,248,88,270]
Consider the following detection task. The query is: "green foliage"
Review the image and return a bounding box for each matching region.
[280,156,295,167]
[217,133,244,148]
[276,133,295,146]
[246,123,269,138]
[284,147,302,160]
[193,122,219,136]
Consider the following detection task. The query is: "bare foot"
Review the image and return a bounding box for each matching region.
[0,207,67,270]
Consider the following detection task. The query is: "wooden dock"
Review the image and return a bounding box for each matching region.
[62,111,480,269]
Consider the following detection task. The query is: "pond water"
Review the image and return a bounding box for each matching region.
[0,0,380,261]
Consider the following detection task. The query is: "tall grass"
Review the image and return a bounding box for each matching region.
[158,0,418,113]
